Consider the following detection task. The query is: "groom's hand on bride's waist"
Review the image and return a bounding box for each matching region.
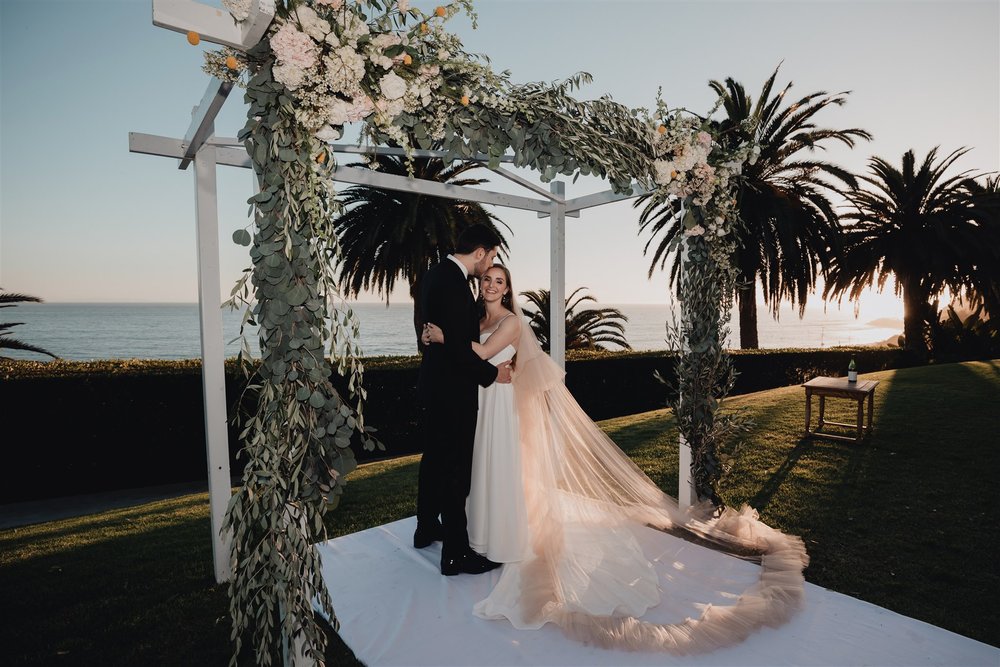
[495,361,513,384]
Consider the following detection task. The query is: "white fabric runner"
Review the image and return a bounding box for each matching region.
[318,516,998,666]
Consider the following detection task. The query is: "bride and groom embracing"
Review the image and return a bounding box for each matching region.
[413,224,810,653]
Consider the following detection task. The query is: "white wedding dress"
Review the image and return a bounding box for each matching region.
[467,310,809,655]
[467,321,532,563]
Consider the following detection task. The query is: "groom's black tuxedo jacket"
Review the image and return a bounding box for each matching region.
[417,259,498,411]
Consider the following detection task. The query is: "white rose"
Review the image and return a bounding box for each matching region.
[379,71,407,100]
[315,125,343,142]
[325,98,352,126]
[397,0,410,11]
[685,224,706,237]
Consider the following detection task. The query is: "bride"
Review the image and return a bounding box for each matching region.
[423,263,809,654]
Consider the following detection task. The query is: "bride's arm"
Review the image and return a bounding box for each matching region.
[476,316,520,360]
[424,315,520,360]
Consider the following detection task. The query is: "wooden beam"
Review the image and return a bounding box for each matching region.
[178,78,233,170]
[192,141,234,583]
[330,164,553,213]
[564,185,649,214]
[152,0,274,51]
[131,133,554,211]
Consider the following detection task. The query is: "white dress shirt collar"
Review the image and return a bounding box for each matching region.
[447,254,468,279]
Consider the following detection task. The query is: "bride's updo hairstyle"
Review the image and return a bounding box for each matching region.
[477,263,515,313]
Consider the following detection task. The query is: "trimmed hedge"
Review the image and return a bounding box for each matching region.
[0,347,910,503]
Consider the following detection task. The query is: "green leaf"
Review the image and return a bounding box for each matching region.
[286,284,309,306]
[309,390,326,408]
[233,229,252,246]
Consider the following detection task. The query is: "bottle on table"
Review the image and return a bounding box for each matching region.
[848,357,857,383]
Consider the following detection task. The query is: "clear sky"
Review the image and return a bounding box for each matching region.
[1,0,997,321]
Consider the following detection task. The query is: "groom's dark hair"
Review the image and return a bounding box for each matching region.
[454,224,502,255]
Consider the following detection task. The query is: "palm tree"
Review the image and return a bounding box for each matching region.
[0,289,58,359]
[823,147,1000,360]
[519,287,630,352]
[332,155,509,350]
[637,66,872,348]
[960,174,1000,318]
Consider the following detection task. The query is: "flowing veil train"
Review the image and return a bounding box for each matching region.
[473,302,809,654]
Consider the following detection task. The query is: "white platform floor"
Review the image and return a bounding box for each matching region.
[318,516,999,667]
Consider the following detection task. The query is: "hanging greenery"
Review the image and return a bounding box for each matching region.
[204,0,760,663]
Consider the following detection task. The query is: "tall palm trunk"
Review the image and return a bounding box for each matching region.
[736,250,760,349]
[737,285,759,349]
[902,276,929,360]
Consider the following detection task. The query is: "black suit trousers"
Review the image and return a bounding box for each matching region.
[415,400,478,556]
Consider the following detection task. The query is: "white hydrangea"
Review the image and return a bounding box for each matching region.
[346,95,376,122]
[374,96,405,121]
[272,62,307,90]
[379,71,407,100]
[324,46,366,96]
[653,159,676,186]
[684,224,706,237]
[336,10,370,46]
[270,22,318,70]
[320,92,375,126]
[294,5,331,42]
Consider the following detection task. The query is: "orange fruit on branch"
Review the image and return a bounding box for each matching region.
[187,31,200,45]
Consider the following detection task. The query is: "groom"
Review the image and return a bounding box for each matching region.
[414,224,512,576]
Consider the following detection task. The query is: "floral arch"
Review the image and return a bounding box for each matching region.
[135,0,762,662]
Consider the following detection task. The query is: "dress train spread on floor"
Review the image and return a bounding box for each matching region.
[470,311,809,654]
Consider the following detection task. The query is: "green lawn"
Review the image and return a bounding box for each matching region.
[2,360,998,665]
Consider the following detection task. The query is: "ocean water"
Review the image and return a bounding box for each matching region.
[1,302,903,362]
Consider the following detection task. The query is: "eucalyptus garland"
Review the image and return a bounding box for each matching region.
[204,1,758,663]
[669,204,744,505]
[223,57,378,666]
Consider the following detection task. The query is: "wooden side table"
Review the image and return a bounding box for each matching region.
[802,376,879,443]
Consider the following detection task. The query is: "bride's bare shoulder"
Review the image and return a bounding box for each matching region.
[500,309,520,328]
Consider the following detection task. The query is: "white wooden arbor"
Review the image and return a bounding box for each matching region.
[131,0,697,585]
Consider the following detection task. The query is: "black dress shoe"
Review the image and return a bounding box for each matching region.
[413,522,444,549]
[441,549,502,576]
